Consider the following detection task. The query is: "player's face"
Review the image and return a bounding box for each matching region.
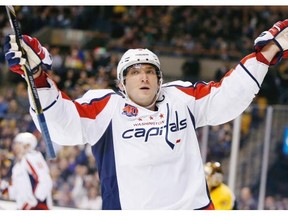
[124,64,159,109]
[12,142,25,160]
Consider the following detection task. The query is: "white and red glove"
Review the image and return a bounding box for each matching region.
[4,34,52,76]
[254,19,288,65]
[0,179,9,195]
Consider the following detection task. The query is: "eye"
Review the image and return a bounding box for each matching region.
[130,70,140,75]
[146,69,156,75]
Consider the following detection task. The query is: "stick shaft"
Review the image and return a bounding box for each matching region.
[5,5,56,159]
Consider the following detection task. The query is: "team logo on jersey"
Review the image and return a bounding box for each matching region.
[122,109,187,149]
[122,103,138,117]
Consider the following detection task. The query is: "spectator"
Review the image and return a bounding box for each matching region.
[204,161,237,210]
[181,56,200,83]
[71,164,89,205]
[214,61,231,82]
[238,187,257,210]
[0,95,9,119]
[264,196,277,210]
[78,185,102,210]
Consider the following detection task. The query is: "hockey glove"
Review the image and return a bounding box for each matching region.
[254,19,288,65]
[4,35,52,76]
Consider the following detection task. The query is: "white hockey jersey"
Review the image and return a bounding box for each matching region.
[8,151,53,209]
[29,53,268,209]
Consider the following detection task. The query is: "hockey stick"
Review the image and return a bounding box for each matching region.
[5,5,56,159]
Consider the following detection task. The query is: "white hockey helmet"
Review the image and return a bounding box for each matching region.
[13,132,38,150]
[117,48,161,82]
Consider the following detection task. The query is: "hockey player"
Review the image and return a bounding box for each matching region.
[204,161,237,210]
[3,19,288,210]
[0,132,53,210]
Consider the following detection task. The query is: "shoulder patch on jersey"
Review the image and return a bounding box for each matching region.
[122,103,138,117]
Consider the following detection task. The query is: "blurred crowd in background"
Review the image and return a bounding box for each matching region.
[1,6,288,210]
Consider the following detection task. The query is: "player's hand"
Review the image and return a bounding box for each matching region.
[4,34,52,76]
[0,179,9,195]
[254,19,288,65]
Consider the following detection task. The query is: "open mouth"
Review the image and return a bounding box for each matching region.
[140,87,150,90]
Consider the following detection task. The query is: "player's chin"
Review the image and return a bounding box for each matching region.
[134,96,154,107]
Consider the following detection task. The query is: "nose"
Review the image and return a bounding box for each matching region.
[140,71,148,82]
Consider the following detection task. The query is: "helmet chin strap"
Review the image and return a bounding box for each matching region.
[144,93,158,110]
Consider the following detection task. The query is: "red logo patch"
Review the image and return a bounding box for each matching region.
[122,103,138,117]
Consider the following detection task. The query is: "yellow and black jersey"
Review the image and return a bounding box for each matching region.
[210,183,237,210]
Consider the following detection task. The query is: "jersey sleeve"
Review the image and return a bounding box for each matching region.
[25,152,52,202]
[166,53,269,128]
[28,77,118,146]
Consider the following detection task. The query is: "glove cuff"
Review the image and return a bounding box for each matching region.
[256,52,270,65]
